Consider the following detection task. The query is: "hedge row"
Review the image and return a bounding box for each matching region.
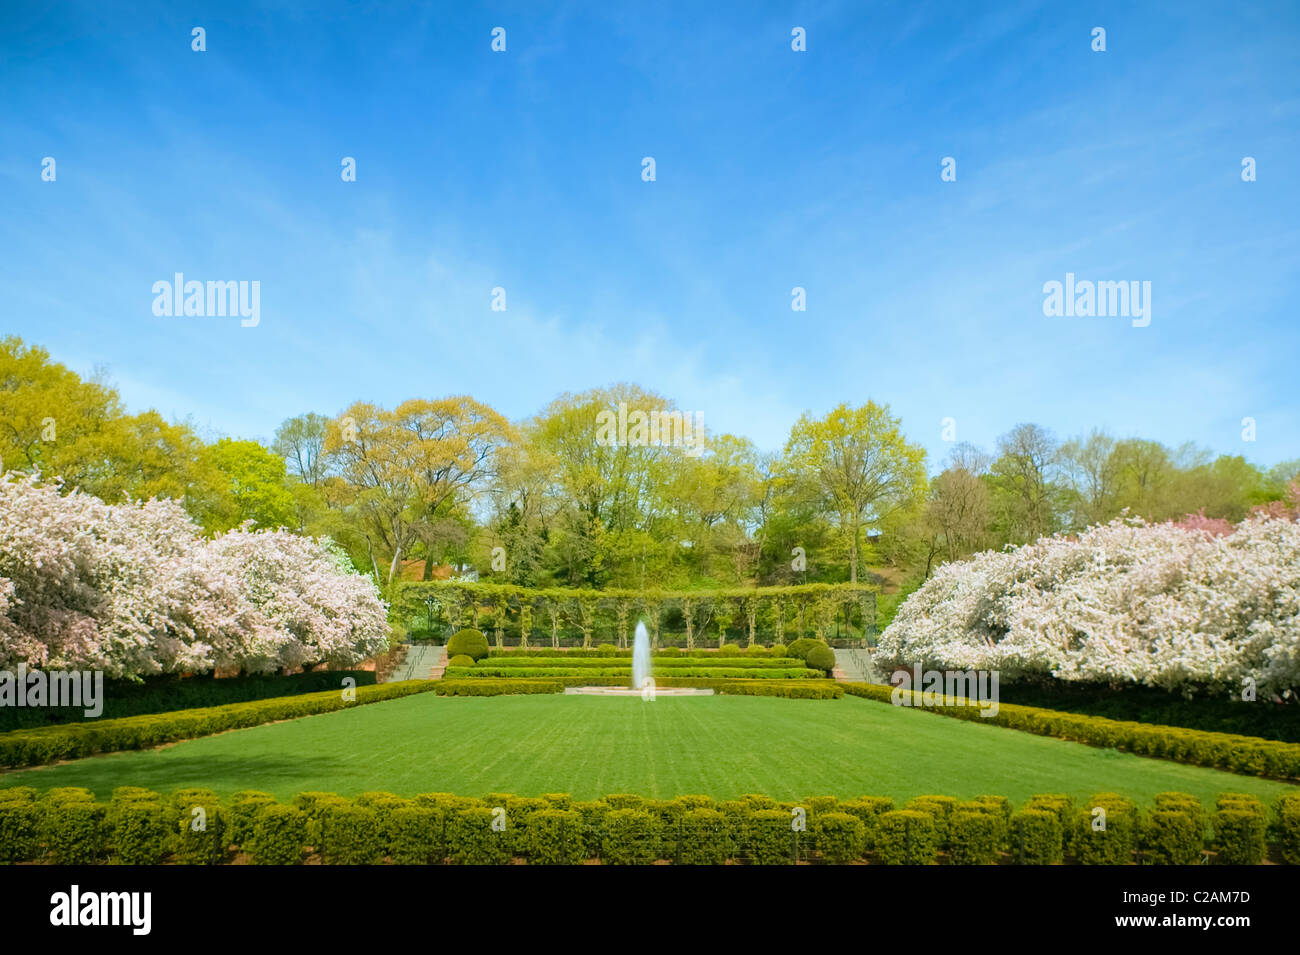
[844,682,1300,781]
[3,787,1295,865]
[473,656,807,668]
[486,647,794,659]
[0,670,380,733]
[443,666,821,680]
[430,678,844,697]
[0,681,439,769]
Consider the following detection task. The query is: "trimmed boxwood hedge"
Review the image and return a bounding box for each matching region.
[5,787,1297,864]
[0,680,439,769]
[843,681,1300,781]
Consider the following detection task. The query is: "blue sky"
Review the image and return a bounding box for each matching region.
[2,1,1298,468]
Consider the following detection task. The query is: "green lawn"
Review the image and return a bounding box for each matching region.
[2,693,1295,807]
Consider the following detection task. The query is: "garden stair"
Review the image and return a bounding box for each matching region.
[385,644,446,682]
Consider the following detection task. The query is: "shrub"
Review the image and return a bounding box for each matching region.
[447,628,490,661]
[42,800,108,864]
[1141,809,1203,865]
[874,810,939,865]
[674,808,730,864]
[319,803,383,864]
[173,803,226,865]
[785,638,828,662]
[716,681,842,699]
[541,793,573,809]
[906,796,958,846]
[447,654,476,667]
[1071,797,1139,865]
[743,809,794,865]
[770,642,787,656]
[1010,809,1063,864]
[432,679,563,697]
[228,791,277,847]
[249,804,306,865]
[1278,805,1300,865]
[389,806,444,864]
[111,799,170,864]
[0,798,40,862]
[525,809,584,864]
[842,682,1300,781]
[948,810,1000,865]
[805,644,836,674]
[0,681,438,769]
[718,644,743,657]
[1213,809,1266,865]
[1153,792,1206,837]
[602,809,662,865]
[840,796,894,848]
[816,812,866,864]
[446,807,511,865]
[572,800,611,859]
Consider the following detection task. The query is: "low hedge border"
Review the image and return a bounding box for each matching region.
[0,681,439,769]
[2,787,1294,865]
[444,666,821,679]
[430,679,843,698]
[843,682,1300,781]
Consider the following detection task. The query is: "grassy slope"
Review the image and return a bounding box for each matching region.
[2,694,1294,806]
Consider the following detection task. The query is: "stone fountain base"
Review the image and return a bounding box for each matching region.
[563,686,715,696]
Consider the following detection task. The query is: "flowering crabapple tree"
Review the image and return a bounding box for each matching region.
[0,474,389,677]
[877,513,1300,697]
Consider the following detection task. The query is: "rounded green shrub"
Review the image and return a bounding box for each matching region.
[718,644,743,657]
[447,654,476,667]
[446,628,490,661]
[805,644,836,673]
[744,809,794,865]
[42,800,108,864]
[173,802,226,865]
[0,799,41,863]
[784,638,824,662]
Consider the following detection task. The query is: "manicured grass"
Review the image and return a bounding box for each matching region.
[2,693,1295,806]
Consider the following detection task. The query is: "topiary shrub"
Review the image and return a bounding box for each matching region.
[446,628,490,661]
[805,644,836,674]
[1071,796,1139,865]
[319,803,383,864]
[816,812,866,864]
[446,806,511,865]
[675,808,730,864]
[249,804,307,865]
[595,643,619,656]
[173,802,226,865]
[0,797,40,863]
[389,806,444,864]
[447,654,476,667]
[948,810,999,865]
[525,809,584,864]
[1213,808,1266,865]
[1141,809,1203,865]
[602,809,662,865]
[784,638,825,662]
[718,644,743,657]
[111,799,170,864]
[840,796,894,849]
[743,809,794,865]
[228,791,277,848]
[1010,809,1063,864]
[41,797,108,864]
[770,642,787,656]
[656,646,681,657]
[874,810,939,864]
[1278,804,1300,865]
